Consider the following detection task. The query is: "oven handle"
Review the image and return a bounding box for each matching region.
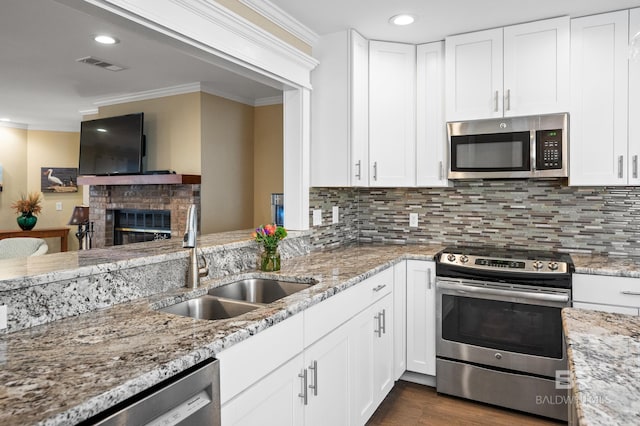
[436,280,570,304]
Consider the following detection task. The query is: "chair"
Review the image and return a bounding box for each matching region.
[0,237,49,260]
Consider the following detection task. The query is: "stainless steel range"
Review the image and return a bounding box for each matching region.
[435,246,573,421]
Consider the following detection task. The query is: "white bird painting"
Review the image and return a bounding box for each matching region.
[44,169,64,186]
[40,167,78,193]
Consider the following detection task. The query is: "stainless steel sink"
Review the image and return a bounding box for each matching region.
[208,278,313,304]
[159,295,259,320]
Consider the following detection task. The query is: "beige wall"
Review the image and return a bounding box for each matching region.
[26,130,83,251]
[200,93,255,233]
[94,93,202,174]
[215,0,311,55]
[0,126,82,252]
[0,126,28,230]
[253,104,284,226]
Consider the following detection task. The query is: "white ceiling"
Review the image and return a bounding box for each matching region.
[270,0,640,43]
[0,0,283,132]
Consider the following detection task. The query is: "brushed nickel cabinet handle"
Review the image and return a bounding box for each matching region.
[439,161,444,181]
[374,313,381,337]
[372,284,387,292]
[373,161,378,181]
[619,155,624,179]
[505,89,511,111]
[355,160,361,180]
[298,369,308,405]
[380,309,386,335]
[621,291,640,296]
[308,360,318,396]
[633,155,638,179]
[427,268,432,290]
[494,90,499,112]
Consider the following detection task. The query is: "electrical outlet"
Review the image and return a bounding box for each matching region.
[313,209,323,226]
[55,202,63,211]
[409,213,419,228]
[332,206,339,224]
[0,305,7,330]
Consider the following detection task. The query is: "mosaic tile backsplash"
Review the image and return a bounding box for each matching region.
[310,180,640,256]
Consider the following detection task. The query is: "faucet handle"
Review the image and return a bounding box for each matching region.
[198,254,209,278]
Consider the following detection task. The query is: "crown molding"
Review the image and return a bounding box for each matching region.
[28,123,81,132]
[238,0,319,46]
[254,95,283,106]
[200,82,254,106]
[0,121,28,130]
[93,82,202,107]
[78,108,99,116]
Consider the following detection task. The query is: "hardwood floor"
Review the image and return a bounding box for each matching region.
[367,381,565,426]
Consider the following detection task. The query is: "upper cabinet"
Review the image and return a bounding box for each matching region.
[569,9,638,186]
[311,29,368,187]
[445,16,570,121]
[369,41,417,187]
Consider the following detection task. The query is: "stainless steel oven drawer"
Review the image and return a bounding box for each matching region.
[436,358,567,421]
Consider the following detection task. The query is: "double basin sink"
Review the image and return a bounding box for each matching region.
[159,278,313,320]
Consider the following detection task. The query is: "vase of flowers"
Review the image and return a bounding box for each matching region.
[11,192,43,231]
[253,224,287,272]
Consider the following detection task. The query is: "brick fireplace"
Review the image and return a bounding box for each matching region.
[79,175,201,248]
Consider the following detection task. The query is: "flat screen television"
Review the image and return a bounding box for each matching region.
[78,113,144,175]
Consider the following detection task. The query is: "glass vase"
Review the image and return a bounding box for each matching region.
[260,246,281,272]
[17,212,37,231]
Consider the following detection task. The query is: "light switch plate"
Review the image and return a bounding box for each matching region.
[55,202,63,211]
[332,206,339,224]
[0,305,7,330]
[409,213,419,228]
[313,209,322,226]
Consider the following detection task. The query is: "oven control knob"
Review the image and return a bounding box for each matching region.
[447,254,456,262]
[532,260,544,270]
[548,262,559,270]
[459,255,469,264]
[495,353,502,360]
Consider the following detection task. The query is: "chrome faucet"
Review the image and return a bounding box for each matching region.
[183,204,208,288]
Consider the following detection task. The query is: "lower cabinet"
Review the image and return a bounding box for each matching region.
[572,273,640,315]
[220,267,396,426]
[406,260,436,375]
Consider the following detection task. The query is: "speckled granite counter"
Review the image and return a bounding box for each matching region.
[0,243,443,425]
[572,253,640,278]
[563,308,640,425]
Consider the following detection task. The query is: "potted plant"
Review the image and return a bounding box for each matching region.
[11,191,43,231]
[252,224,287,271]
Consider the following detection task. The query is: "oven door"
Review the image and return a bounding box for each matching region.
[449,131,532,179]
[436,277,570,378]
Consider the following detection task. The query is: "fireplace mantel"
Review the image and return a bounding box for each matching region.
[77,174,200,186]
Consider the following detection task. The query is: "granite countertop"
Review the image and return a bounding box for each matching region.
[571,253,640,278]
[562,308,640,425]
[0,243,443,425]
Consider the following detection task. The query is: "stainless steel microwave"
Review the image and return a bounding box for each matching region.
[447,113,568,179]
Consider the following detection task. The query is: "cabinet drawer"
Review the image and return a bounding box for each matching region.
[218,313,303,404]
[304,267,393,347]
[573,274,640,308]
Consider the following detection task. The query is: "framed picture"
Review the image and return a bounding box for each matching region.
[41,167,78,193]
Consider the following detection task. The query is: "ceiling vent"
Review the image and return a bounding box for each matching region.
[76,56,126,72]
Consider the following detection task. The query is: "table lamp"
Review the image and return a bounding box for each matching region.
[68,206,93,250]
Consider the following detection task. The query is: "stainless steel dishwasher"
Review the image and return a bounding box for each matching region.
[84,358,220,426]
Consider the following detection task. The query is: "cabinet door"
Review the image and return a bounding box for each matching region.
[369,41,416,186]
[503,17,570,116]
[406,260,436,376]
[630,8,640,185]
[350,29,370,186]
[221,354,305,426]
[445,28,503,121]
[570,11,629,186]
[351,294,394,426]
[304,321,351,426]
[416,41,448,187]
[393,261,407,380]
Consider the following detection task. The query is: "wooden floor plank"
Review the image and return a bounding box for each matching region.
[367,381,565,426]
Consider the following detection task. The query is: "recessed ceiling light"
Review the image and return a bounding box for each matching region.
[0,118,10,122]
[389,14,415,26]
[94,35,119,45]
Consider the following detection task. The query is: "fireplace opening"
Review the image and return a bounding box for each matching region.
[113,209,171,245]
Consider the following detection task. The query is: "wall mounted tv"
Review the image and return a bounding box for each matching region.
[78,113,145,175]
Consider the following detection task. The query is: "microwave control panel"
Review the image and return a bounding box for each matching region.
[536,129,562,170]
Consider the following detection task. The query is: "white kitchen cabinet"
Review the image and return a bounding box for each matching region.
[569,10,631,186]
[311,29,368,187]
[350,293,394,425]
[393,261,407,380]
[304,320,352,426]
[221,354,305,426]
[406,260,436,376]
[369,40,416,186]
[445,17,569,121]
[573,274,640,315]
[629,8,640,185]
[416,41,448,187]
